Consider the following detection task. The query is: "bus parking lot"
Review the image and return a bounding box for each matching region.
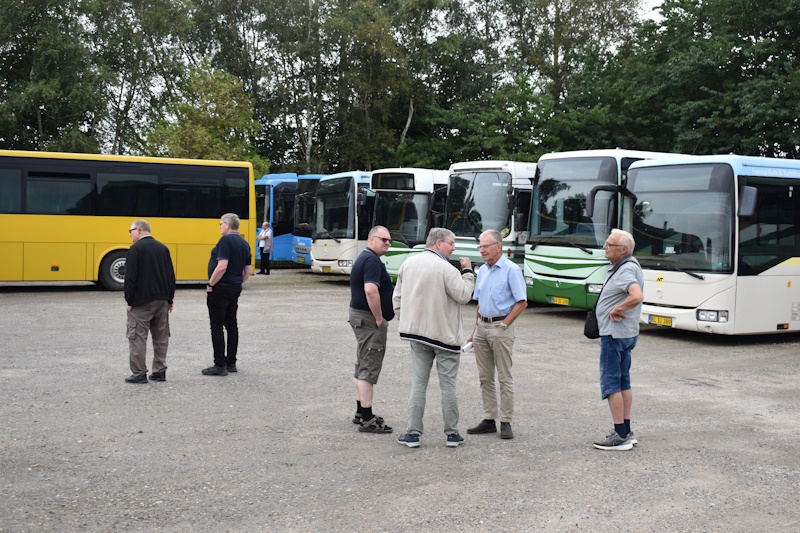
[2,268,799,532]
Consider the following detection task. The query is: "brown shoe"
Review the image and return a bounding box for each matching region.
[500,422,514,439]
[467,419,497,434]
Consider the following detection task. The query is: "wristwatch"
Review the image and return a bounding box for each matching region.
[499,322,508,330]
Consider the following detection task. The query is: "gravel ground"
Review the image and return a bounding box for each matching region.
[2,269,799,532]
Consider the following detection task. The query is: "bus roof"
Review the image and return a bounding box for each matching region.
[370,167,449,191]
[449,160,536,188]
[629,154,800,178]
[0,149,253,169]
[255,173,298,186]
[538,148,685,162]
[321,170,371,182]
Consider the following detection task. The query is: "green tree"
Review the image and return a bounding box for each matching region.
[558,0,800,156]
[0,0,103,151]
[145,59,269,175]
[85,0,191,154]
[500,0,642,102]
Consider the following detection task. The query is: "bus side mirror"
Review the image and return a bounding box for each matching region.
[738,186,757,218]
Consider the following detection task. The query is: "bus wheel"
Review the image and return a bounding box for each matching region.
[99,251,127,291]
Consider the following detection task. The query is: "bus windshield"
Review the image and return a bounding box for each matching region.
[529,157,618,248]
[315,177,354,239]
[627,163,735,273]
[445,171,512,237]
[294,180,318,238]
[374,191,431,245]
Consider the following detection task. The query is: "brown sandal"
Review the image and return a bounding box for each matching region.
[358,417,393,434]
[352,413,385,425]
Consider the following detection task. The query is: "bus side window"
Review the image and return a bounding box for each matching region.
[0,168,22,213]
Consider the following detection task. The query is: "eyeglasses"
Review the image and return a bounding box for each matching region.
[478,242,501,250]
[129,228,139,234]
[604,241,625,248]
[375,237,392,244]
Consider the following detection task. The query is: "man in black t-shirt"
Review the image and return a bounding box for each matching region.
[348,226,394,434]
[202,213,252,376]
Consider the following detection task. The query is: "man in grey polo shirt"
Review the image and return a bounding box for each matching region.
[592,229,644,451]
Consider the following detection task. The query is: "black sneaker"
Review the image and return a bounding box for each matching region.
[201,365,228,376]
[226,364,237,373]
[125,374,147,384]
[467,419,497,434]
[148,371,166,382]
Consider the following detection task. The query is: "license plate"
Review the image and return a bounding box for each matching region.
[298,257,305,263]
[323,266,330,273]
[550,296,569,306]
[649,315,673,327]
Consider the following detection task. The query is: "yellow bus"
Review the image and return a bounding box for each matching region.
[0,150,255,290]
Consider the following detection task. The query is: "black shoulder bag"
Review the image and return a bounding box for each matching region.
[584,260,633,339]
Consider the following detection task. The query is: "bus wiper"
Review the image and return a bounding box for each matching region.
[659,265,706,280]
[312,228,341,243]
[564,240,592,255]
[528,236,556,251]
[529,236,593,255]
[391,230,411,248]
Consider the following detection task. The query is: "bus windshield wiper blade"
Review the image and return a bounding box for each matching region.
[661,265,705,280]
[312,228,340,243]
[564,240,593,255]
[529,236,592,255]
[640,260,705,280]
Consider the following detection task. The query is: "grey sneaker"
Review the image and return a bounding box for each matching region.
[628,430,638,446]
[593,431,634,451]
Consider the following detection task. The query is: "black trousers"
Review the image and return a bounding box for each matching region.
[207,284,242,367]
[259,248,270,273]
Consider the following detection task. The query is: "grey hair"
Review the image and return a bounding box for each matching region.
[426,227,455,246]
[131,219,150,233]
[610,228,635,250]
[479,229,502,244]
[222,213,240,230]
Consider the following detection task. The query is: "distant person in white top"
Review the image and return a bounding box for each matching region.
[257,221,273,275]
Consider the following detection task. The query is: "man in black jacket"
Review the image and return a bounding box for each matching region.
[124,220,176,384]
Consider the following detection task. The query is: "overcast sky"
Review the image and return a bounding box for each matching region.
[642,0,663,20]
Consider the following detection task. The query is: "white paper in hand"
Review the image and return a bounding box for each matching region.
[461,341,473,353]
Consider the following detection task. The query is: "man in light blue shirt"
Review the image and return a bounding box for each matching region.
[466,229,528,439]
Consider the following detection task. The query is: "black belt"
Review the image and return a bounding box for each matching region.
[478,315,507,324]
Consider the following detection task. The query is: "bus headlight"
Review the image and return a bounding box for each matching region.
[524,276,534,287]
[338,260,353,268]
[697,310,729,323]
[586,284,603,294]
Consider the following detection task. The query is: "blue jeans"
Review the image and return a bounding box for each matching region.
[407,341,460,436]
[599,335,637,400]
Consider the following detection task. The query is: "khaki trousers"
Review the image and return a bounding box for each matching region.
[127,300,170,377]
[473,322,515,422]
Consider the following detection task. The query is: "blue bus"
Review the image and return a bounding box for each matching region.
[255,173,298,262]
[291,174,325,265]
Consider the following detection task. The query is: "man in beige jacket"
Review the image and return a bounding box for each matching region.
[392,228,475,448]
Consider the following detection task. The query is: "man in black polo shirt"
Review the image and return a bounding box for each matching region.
[203,213,252,376]
[348,225,395,433]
